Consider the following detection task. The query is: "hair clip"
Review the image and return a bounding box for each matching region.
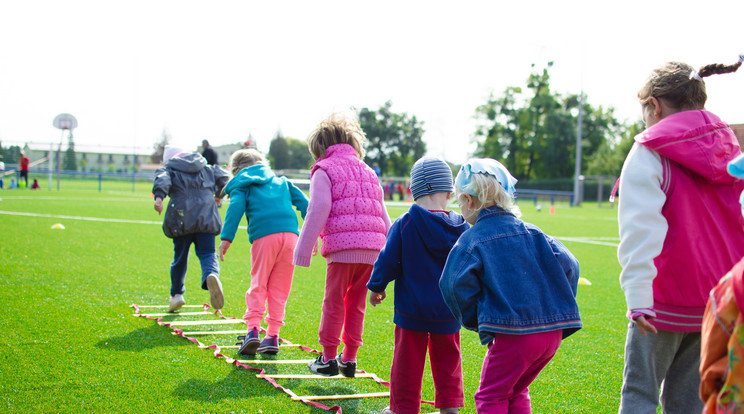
[739,54,744,63]
[689,70,702,81]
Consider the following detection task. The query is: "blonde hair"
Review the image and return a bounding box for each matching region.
[638,58,742,110]
[228,149,267,176]
[456,172,521,218]
[306,112,367,161]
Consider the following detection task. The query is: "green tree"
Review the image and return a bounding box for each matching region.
[474,64,625,180]
[586,120,644,176]
[358,101,426,177]
[268,131,290,170]
[151,129,171,164]
[286,138,313,170]
[63,134,77,171]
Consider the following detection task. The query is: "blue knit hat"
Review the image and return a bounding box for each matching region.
[409,156,454,200]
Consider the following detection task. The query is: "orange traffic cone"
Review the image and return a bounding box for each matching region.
[549,205,556,215]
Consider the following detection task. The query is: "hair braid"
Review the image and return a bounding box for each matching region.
[698,59,743,78]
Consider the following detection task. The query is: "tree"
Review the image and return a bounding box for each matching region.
[474,64,625,180]
[358,101,426,177]
[268,131,290,170]
[63,134,77,171]
[151,129,171,164]
[586,120,643,176]
[286,138,313,170]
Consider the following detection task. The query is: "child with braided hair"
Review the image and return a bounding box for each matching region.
[617,55,744,413]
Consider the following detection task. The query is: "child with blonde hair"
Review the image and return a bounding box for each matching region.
[294,112,391,377]
[617,55,744,413]
[219,149,309,355]
[440,158,582,413]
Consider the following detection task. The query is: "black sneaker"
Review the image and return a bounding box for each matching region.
[336,354,356,378]
[238,327,260,355]
[308,354,338,376]
[257,335,279,355]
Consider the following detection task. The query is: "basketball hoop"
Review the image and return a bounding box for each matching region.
[53,113,78,131]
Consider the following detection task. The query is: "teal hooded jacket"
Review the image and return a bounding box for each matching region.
[220,164,309,243]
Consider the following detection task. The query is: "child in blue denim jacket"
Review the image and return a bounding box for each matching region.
[440,158,582,413]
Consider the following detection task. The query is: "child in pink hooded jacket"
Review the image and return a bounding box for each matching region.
[294,113,391,377]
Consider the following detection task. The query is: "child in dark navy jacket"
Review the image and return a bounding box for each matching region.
[368,156,468,414]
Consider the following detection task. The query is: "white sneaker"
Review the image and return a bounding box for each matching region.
[168,294,185,312]
[206,274,224,310]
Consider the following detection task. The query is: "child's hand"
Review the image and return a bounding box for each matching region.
[312,239,319,256]
[633,315,658,336]
[214,196,222,207]
[369,290,386,306]
[154,198,163,214]
[218,240,231,261]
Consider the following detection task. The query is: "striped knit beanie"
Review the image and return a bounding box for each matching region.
[409,156,454,201]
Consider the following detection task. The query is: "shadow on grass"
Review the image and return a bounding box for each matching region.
[95,323,191,351]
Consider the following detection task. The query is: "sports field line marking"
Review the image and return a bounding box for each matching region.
[166,319,246,326]
[556,236,618,247]
[0,210,162,225]
[291,392,390,401]
[137,304,205,308]
[258,373,378,379]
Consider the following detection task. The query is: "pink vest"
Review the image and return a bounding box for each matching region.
[311,144,387,256]
[637,110,744,331]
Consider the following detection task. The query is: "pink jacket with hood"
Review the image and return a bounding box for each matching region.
[618,110,744,332]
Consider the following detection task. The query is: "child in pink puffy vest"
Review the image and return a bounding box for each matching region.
[294,113,391,377]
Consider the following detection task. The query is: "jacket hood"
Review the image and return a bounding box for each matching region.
[166,153,207,174]
[224,164,275,193]
[409,203,469,256]
[635,110,740,184]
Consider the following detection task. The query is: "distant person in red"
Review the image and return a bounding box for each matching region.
[19,151,30,187]
[30,178,40,190]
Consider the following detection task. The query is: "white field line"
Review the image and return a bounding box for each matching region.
[0,209,618,247]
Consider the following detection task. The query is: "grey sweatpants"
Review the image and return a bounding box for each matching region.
[618,322,703,414]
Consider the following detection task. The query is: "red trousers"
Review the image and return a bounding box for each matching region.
[389,326,464,413]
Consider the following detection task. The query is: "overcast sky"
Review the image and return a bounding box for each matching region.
[1,0,742,164]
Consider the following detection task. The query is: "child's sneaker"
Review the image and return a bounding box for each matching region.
[238,327,260,355]
[257,335,279,355]
[381,407,397,414]
[205,274,224,310]
[308,354,338,376]
[336,354,356,378]
[168,294,185,313]
[440,409,460,414]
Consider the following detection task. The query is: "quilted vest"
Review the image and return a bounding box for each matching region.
[311,144,387,256]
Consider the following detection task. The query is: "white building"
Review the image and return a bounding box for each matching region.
[23,142,152,173]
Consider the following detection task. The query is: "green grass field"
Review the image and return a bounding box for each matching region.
[0,182,626,413]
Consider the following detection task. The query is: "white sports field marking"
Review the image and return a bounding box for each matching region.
[0,195,147,202]
[555,236,619,247]
[292,392,390,401]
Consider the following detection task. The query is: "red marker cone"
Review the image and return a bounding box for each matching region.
[549,205,556,215]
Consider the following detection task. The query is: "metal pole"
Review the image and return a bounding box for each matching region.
[48,142,53,190]
[56,130,64,191]
[572,92,583,206]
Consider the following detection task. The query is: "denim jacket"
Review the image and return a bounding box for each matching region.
[440,206,582,344]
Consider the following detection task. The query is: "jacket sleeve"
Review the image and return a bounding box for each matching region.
[220,188,246,242]
[152,167,170,200]
[617,143,668,311]
[288,181,310,220]
[549,236,580,297]
[293,170,332,267]
[367,217,403,292]
[213,165,229,197]
[440,244,482,331]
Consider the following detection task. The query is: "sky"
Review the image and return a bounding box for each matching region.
[1,0,743,165]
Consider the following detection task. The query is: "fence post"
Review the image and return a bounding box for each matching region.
[99,174,102,192]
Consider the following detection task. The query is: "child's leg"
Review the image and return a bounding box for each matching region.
[170,235,192,296]
[429,331,464,410]
[319,262,371,359]
[474,330,561,414]
[339,263,373,360]
[244,236,274,329]
[659,332,702,413]
[389,326,428,414]
[193,233,219,290]
[263,233,297,337]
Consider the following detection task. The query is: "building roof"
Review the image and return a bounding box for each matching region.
[24,142,152,156]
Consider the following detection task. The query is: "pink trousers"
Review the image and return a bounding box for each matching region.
[243,232,298,337]
[475,330,562,414]
[318,262,373,361]
[389,326,464,414]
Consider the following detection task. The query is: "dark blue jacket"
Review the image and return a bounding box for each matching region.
[368,203,469,334]
[440,206,582,344]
